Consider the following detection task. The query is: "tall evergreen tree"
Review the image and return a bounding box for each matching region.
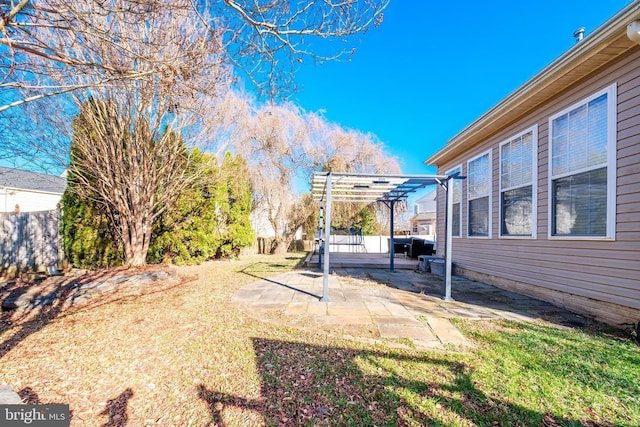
[60,188,124,269]
[219,152,254,257]
[147,150,254,264]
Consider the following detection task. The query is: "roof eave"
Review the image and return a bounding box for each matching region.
[426,1,640,166]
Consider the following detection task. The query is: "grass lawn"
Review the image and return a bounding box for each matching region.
[1,253,638,426]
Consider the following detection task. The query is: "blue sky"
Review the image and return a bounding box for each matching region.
[3,1,632,182]
[291,0,632,176]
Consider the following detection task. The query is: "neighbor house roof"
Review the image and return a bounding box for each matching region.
[426,1,640,166]
[410,212,436,222]
[415,188,436,203]
[0,167,67,194]
[414,189,437,212]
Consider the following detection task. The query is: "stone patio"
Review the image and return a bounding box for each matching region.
[232,267,589,351]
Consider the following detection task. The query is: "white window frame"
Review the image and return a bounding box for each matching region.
[446,164,463,238]
[467,150,492,238]
[499,125,538,238]
[547,83,617,240]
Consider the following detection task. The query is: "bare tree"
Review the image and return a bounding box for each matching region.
[0,1,240,168]
[37,2,232,266]
[306,111,403,235]
[238,100,400,253]
[240,101,310,253]
[1,1,192,112]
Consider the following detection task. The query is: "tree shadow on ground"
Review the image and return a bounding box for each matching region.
[197,337,607,426]
[100,388,134,427]
[18,386,43,404]
[240,262,321,300]
[0,268,191,360]
[16,386,74,422]
[0,273,101,359]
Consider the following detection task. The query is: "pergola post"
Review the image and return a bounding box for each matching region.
[317,204,324,269]
[320,172,332,302]
[444,177,454,301]
[389,200,395,272]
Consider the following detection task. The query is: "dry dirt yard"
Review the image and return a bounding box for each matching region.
[1,254,328,426]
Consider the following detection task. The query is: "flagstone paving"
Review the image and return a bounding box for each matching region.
[231,268,591,351]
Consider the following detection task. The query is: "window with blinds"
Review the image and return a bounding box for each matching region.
[467,151,491,237]
[500,126,537,237]
[549,84,616,238]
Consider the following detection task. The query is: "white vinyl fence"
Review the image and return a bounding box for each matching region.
[0,209,62,275]
[313,234,438,254]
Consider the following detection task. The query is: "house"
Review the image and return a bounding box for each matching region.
[408,188,437,240]
[0,167,67,213]
[426,2,640,327]
[249,202,305,253]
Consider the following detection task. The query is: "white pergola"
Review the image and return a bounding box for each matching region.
[311,171,464,302]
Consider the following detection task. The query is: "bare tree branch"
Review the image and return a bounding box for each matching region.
[1,0,389,112]
[208,0,388,96]
[0,0,29,33]
[0,0,391,261]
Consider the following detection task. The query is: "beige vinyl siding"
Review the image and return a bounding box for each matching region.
[617,60,640,244]
[435,48,640,325]
[536,124,550,237]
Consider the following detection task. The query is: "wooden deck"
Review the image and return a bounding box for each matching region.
[304,252,420,270]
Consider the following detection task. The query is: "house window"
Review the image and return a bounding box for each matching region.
[467,152,491,237]
[549,84,616,238]
[500,126,537,237]
[447,165,462,237]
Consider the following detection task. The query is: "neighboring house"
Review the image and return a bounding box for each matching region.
[249,203,277,239]
[408,189,437,239]
[249,202,303,253]
[0,167,66,274]
[0,167,67,213]
[426,2,640,327]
